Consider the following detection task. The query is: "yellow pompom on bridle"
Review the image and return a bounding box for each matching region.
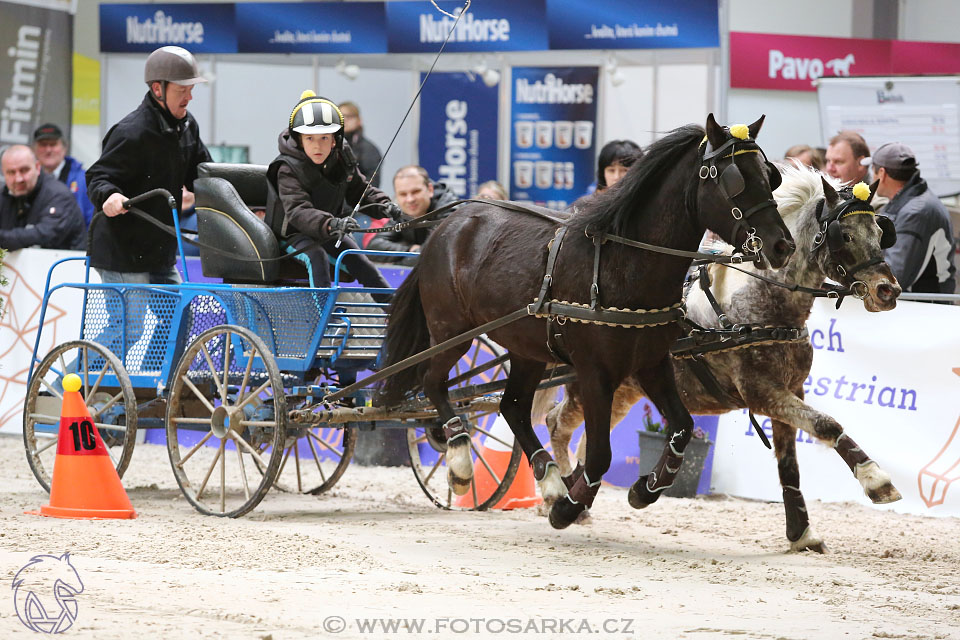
[852,181,870,201]
[728,124,749,140]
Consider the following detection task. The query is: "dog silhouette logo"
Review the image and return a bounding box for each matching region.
[12,553,84,633]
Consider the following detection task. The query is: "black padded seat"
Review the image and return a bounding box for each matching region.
[194,163,307,284]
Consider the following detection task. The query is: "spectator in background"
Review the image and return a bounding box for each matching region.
[825,131,870,185]
[867,142,956,295]
[32,123,95,227]
[339,101,383,187]
[367,165,457,263]
[475,180,507,200]
[0,145,85,250]
[570,139,642,210]
[784,143,824,170]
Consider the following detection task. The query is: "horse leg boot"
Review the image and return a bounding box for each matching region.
[772,420,825,553]
[550,374,614,529]
[835,432,902,504]
[500,357,567,506]
[628,359,694,509]
[421,344,474,496]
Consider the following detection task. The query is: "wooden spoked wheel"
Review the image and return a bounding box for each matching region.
[269,424,357,496]
[407,336,522,510]
[23,340,137,492]
[165,325,286,518]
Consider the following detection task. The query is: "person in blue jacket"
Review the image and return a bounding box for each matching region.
[32,123,95,227]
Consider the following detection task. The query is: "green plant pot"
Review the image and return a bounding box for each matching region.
[637,430,713,498]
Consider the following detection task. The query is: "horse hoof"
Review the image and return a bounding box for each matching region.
[574,509,593,526]
[447,469,472,496]
[867,483,903,504]
[548,499,584,530]
[790,527,827,554]
[627,476,660,509]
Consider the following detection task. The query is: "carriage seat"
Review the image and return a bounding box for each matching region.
[194,162,309,284]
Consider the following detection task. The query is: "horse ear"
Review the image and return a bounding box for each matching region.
[705,113,726,149]
[821,176,840,206]
[747,115,766,139]
[867,179,880,204]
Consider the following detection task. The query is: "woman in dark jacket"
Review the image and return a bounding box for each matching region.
[266,90,401,290]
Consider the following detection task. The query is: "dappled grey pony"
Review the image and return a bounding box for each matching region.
[544,165,902,551]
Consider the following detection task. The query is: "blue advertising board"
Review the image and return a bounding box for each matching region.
[417,72,499,199]
[385,0,547,53]
[547,0,719,50]
[509,67,598,210]
[236,3,387,54]
[100,3,237,53]
[99,1,718,54]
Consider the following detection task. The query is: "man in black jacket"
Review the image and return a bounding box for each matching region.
[86,45,211,284]
[1,145,85,251]
[84,46,211,368]
[367,165,458,264]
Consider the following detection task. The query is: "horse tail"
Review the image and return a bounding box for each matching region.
[378,262,431,406]
[530,387,560,426]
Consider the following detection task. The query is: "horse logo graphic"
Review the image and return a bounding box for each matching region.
[12,553,84,633]
[918,368,960,508]
[825,53,856,76]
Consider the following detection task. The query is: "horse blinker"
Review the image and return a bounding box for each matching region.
[876,215,897,249]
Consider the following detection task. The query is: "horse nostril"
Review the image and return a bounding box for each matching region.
[877,283,900,301]
[774,238,795,258]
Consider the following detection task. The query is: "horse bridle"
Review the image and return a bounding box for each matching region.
[811,188,895,299]
[699,135,781,257]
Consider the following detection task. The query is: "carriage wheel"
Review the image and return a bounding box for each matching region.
[23,340,138,493]
[270,425,357,495]
[166,324,286,518]
[407,336,522,510]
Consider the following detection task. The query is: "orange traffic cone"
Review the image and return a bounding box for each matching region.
[456,416,542,510]
[27,374,137,520]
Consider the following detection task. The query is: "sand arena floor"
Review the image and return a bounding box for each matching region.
[1,433,958,639]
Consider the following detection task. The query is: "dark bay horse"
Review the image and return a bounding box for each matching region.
[544,165,902,549]
[379,115,795,529]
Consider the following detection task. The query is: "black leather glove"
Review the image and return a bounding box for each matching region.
[328,216,361,237]
[385,201,403,221]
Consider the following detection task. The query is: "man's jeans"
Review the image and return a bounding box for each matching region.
[92,267,182,372]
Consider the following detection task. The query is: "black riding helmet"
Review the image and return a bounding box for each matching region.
[288,90,344,147]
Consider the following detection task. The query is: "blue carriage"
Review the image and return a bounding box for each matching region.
[22,164,522,517]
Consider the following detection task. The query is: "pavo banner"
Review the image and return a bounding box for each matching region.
[0,1,73,148]
[417,72,499,199]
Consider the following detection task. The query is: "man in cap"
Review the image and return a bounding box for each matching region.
[85,45,211,284]
[866,142,956,294]
[32,123,95,226]
[0,144,85,250]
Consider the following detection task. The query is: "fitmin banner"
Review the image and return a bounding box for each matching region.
[711,298,960,517]
[417,72,498,199]
[509,67,598,211]
[0,1,72,147]
[730,32,892,92]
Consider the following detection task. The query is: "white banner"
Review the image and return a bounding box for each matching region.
[0,248,92,434]
[711,297,960,517]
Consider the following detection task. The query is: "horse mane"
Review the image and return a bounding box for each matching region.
[570,124,705,235]
[704,162,839,302]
